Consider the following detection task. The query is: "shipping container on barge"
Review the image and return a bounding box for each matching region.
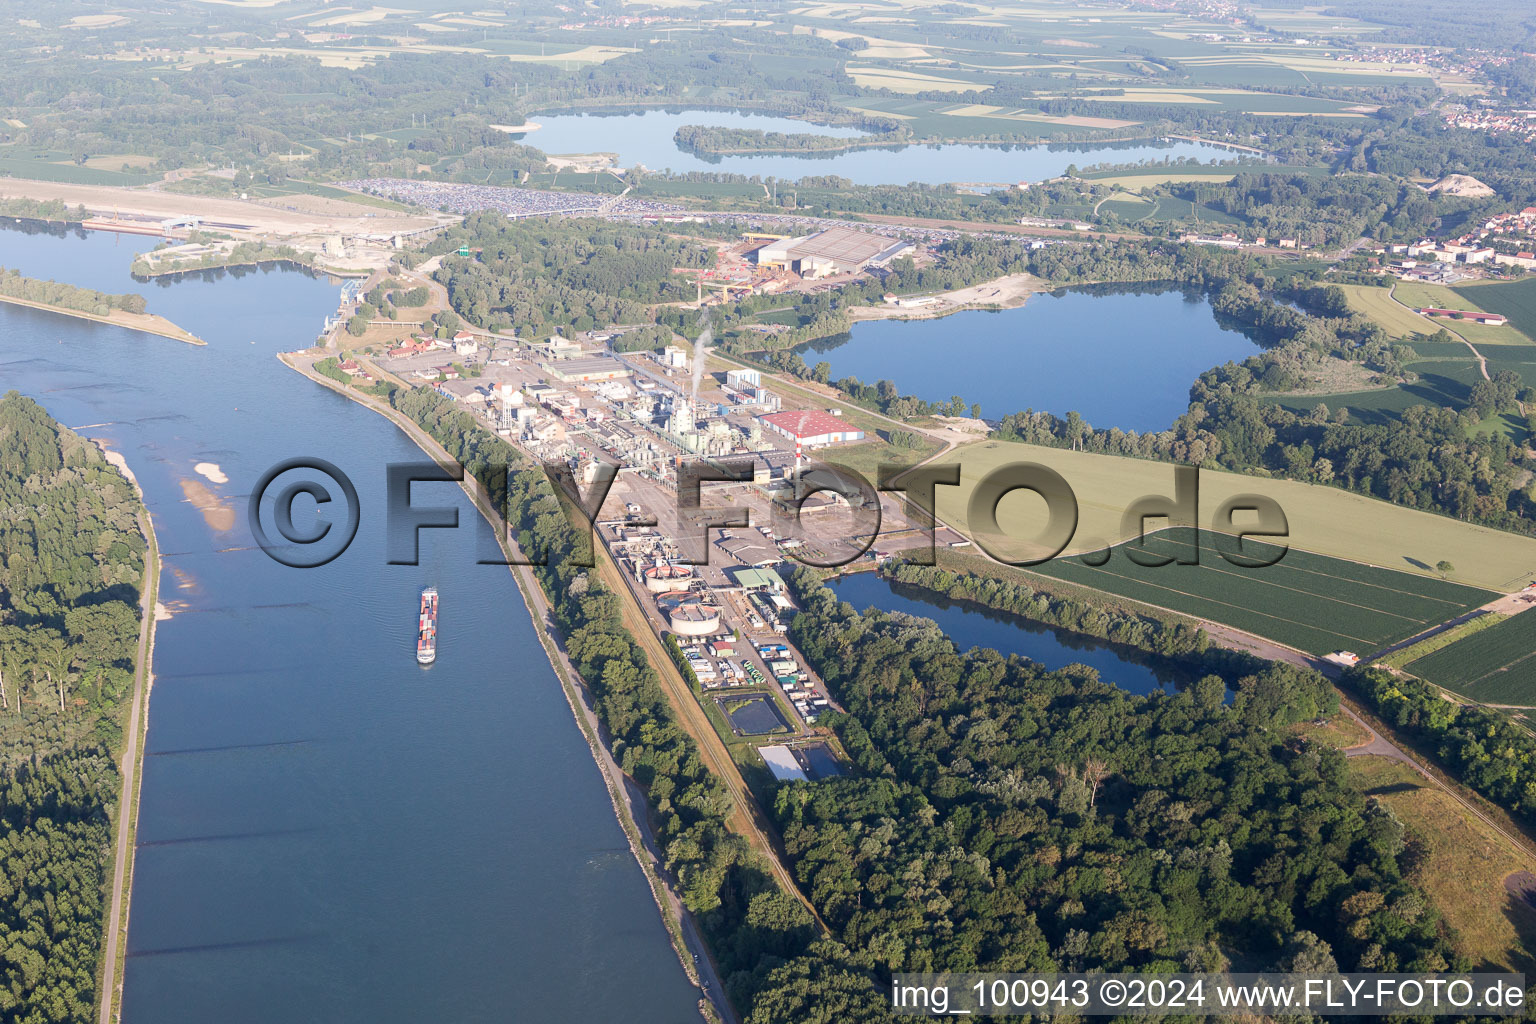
[417,587,438,665]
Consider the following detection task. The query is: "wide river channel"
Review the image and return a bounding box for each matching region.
[0,223,698,1022]
[516,108,1240,185]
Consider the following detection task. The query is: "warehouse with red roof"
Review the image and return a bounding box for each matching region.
[758,409,866,447]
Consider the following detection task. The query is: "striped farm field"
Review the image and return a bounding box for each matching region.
[1404,610,1536,704]
[1022,528,1497,655]
[1338,284,1441,337]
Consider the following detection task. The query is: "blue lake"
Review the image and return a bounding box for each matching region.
[827,571,1194,696]
[517,108,1237,185]
[0,222,698,1023]
[796,287,1262,431]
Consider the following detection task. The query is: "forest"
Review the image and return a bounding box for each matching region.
[422,213,710,338]
[673,123,908,156]
[0,392,149,1022]
[749,565,1458,1022]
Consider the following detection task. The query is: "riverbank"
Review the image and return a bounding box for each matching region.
[0,291,204,345]
[95,450,160,1024]
[280,352,729,1024]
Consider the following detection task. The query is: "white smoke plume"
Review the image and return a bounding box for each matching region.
[690,312,712,408]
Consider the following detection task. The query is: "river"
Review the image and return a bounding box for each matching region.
[0,223,698,1022]
[515,109,1238,186]
[827,571,1195,695]
[796,286,1262,432]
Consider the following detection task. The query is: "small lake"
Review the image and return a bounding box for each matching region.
[828,572,1194,696]
[796,287,1262,431]
[516,109,1236,186]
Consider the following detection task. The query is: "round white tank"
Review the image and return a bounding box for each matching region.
[668,602,720,637]
[644,564,694,593]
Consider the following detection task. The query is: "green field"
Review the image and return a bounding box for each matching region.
[1025,528,1497,655]
[1338,283,1440,337]
[1265,358,1484,425]
[1094,192,1245,225]
[927,439,1536,592]
[1405,609,1536,704]
[1456,278,1536,341]
[0,148,158,186]
[1319,281,1536,422]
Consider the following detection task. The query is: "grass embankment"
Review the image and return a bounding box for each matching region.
[1295,713,1369,750]
[1376,611,1506,669]
[0,293,204,345]
[1348,755,1536,972]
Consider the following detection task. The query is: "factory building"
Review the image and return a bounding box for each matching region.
[725,368,762,389]
[542,357,632,383]
[753,227,914,278]
[758,410,866,448]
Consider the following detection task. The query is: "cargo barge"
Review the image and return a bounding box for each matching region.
[417,587,438,665]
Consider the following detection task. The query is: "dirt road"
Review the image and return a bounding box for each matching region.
[98,506,159,1024]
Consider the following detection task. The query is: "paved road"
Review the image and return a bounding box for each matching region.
[99,508,159,1024]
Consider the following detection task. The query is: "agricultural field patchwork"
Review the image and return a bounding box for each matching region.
[1023,528,1497,655]
[1405,609,1536,704]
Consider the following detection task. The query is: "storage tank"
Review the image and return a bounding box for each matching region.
[668,602,721,637]
[643,563,694,593]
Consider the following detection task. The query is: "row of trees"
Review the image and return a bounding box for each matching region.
[0,268,145,317]
[885,562,1212,661]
